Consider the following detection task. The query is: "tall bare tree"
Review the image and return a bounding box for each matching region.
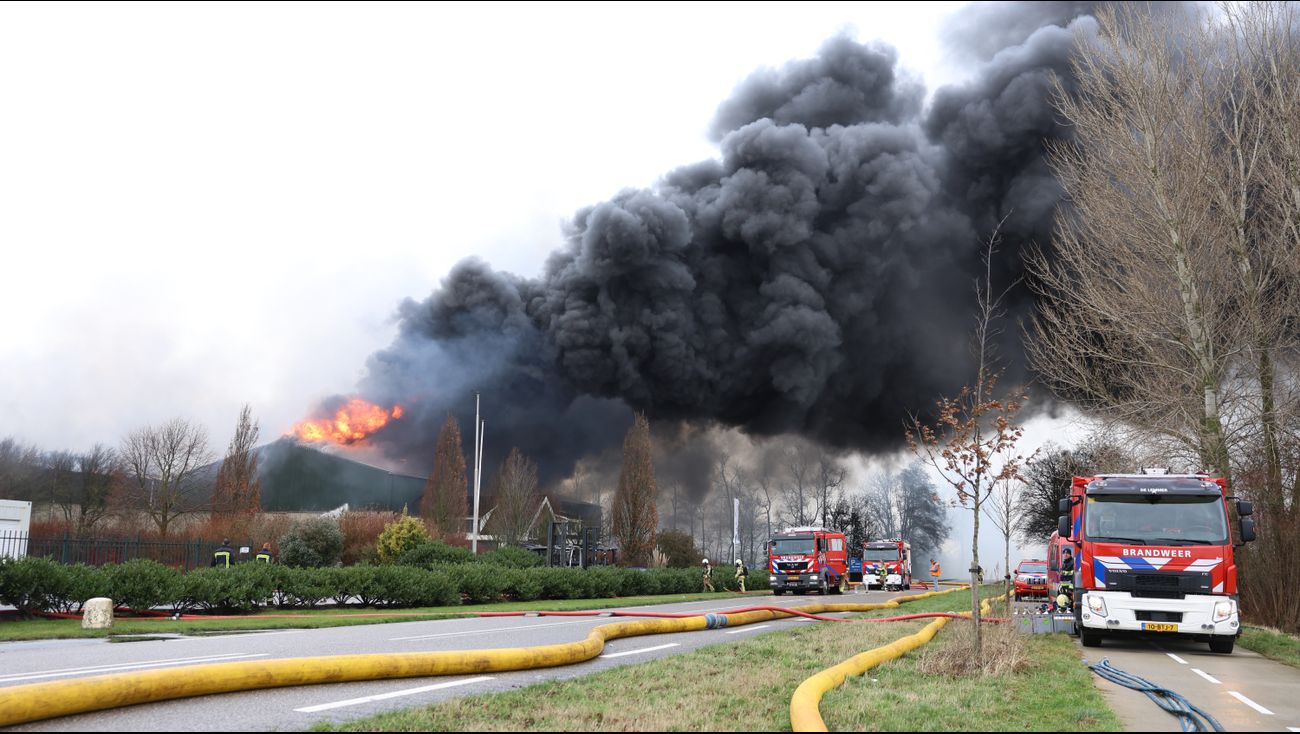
[211,405,262,518]
[908,225,1034,654]
[119,418,214,537]
[613,413,658,567]
[0,438,41,501]
[422,414,468,540]
[489,447,539,547]
[59,445,118,536]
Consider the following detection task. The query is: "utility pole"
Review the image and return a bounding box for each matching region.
[472,393,483,554]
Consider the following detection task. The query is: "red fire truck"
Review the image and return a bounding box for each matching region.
[768,526,849,595]
[1056,472,1256,653]
[862,539,912,591]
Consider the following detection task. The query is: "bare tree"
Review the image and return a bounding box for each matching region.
[489,447,539,548]
[211,405,262,519]
[613,413,658,567]
[422,414,468,541]
[781,441,817,527]
[0,438,41,501]
[815,451,846,528]
[59,445,119,536]
[119,418,214,537]
[908,225,1034,655]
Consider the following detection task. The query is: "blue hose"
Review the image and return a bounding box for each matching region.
[1087,657,1224,732]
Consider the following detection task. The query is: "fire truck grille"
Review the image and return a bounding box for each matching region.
[1136,610,1184,623]
[776,561,809,572]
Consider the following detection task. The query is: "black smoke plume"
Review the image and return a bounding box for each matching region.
[326,3,1119,500]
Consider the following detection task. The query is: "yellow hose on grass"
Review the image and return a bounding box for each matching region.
[0,589,965,726]
[789,592,1007,732]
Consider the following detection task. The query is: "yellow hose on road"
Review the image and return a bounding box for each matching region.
[0,589,966,727]
[790,592,1006,732]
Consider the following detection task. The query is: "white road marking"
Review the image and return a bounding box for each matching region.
[176,630,308,641]
[724,625,772,635]
[0,653,267,684]
[1283,727,1300,731]
[293,676,494,712]
[599,643,679,659]
[1166,653,1189,665]
[1191,669,1221,685]
[1229,691,1274,716]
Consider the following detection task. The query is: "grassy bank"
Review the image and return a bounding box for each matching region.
[1239,625,1300,669]
[0,591,768,642]
[314,586,1121,732]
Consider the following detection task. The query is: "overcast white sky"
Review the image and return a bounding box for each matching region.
[0,1,983,452]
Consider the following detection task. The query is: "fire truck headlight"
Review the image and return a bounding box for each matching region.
[1213,600,1235,622]
[1087,595,1107,617]
[810,573,820,581]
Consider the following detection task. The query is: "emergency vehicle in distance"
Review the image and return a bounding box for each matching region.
[1013,559,1049,600]
[1053,471,1256,653]
[862,539,912,591]
[768,526,849,595]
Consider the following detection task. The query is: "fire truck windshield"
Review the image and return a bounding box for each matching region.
[771,538,815,555]
[863,548,898,561]
[1085,495,1228,545]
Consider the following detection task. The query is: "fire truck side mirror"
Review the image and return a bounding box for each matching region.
[1058,498,1071,514]
[1238,517,1256,544]
[1236,500,1254,517]
[1058,515,1071,540]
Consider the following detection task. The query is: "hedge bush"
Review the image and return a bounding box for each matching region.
[0,556,70,617]
[477,546,543,569]
[179,565,277,613]
[375,515,431,564]
[276,566,334,609]
[395,541,474,567]
[106,559,180,613]
[278,518,345,568]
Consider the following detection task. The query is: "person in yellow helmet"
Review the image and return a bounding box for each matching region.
[734,559,747,593]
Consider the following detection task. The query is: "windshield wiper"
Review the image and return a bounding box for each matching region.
[1088,536,1147,545]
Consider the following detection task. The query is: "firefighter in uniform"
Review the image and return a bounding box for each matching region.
[702,558,714,592]
[212,539,234,568]
[734,559,747,593]
[255,542,273,564]
[877,564,889,590]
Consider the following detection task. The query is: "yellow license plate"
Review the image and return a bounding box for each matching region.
[1142,623,1178,633]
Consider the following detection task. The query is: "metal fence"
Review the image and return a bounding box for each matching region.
[0,531,246,571]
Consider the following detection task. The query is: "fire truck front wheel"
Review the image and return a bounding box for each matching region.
[1080,628,1103,647]
[1208,637,1234,654]
[774,589,785,596]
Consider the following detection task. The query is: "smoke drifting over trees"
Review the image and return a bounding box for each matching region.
[327,3,1124,500]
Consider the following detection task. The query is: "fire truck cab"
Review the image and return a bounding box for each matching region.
[768,527,849,595]
[862,539,912,591]
[1057,471,1256,653]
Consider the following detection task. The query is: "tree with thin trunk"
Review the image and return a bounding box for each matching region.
[62,444,118,536]
[212,405,262,518]
[119,418,214,537]
[613,413,658,567]
[422,415,468,541]
[489,447,539,548]
[907,223,1034,656]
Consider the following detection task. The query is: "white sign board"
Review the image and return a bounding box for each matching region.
[0,499,33,559]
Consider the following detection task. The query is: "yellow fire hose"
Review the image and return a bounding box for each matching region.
[789,592,1008,732]
[0,588,966,726]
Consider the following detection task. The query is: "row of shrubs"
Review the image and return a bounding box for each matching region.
[0,555,768,616]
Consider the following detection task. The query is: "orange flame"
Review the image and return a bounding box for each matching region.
[291,399,404,446]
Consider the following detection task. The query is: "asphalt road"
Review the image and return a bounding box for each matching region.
[0,588,920,732]
[1011,598,1300,732]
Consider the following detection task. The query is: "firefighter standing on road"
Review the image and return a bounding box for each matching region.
[734,559,747,593]
[212,539,234,568]
[929,558,941,590]
[702,558,714,592]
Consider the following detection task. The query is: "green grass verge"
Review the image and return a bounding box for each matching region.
[312,586,1121,732]
[0,591,770,642]
[1240,625,1300,669]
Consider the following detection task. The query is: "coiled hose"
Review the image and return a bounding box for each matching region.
[1087,657,1223,732]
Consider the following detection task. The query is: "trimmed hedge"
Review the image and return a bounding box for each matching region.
[0,555,768,616]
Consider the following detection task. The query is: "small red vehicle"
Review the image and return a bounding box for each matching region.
[768,526,849,595]
[1013,559,1050,600]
